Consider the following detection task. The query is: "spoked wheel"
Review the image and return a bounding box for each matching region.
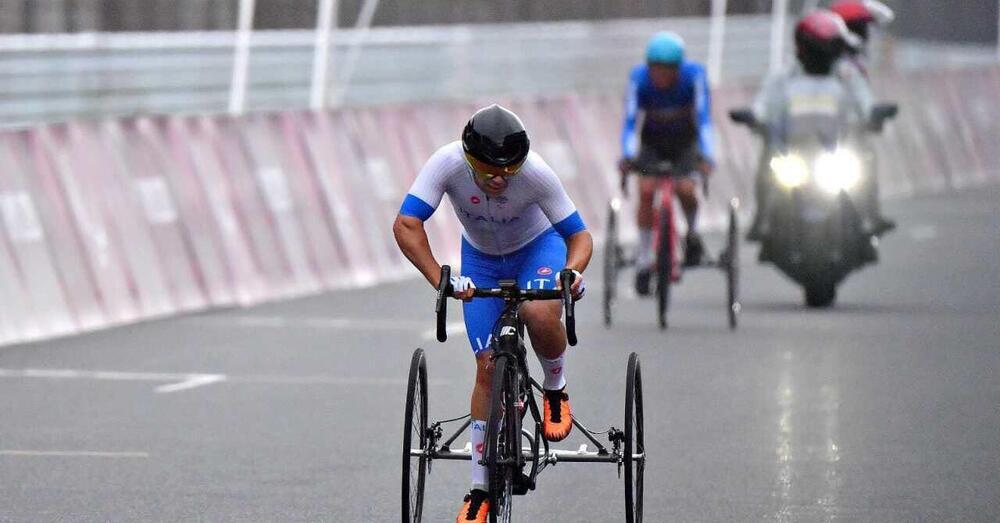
[486,356,516,523]
[725,199,741,330]
[604,200,621,327]
[656,208,674,330]
[624,352,645,523]
[401,349,428,522]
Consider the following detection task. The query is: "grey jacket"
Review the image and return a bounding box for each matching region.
[751,62,874,147]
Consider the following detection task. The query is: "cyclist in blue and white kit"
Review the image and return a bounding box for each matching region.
[620,31,715,295]
[393,105,593,523]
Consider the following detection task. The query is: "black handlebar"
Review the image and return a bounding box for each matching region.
[728,108,757,128]
[470,288,563,299]
[560,269,578,346]
[434,265,578,346]
[435,265,451,342]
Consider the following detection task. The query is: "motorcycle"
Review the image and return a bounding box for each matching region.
[729,103,897,307]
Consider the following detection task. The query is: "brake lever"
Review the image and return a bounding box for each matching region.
[436,265,452,342]
[560,269,577,347]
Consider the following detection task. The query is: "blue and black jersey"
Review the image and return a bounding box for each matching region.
[621,61,714,163]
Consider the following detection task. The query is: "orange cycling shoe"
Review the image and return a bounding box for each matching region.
[542,388,573,442]
[456,489,489,522]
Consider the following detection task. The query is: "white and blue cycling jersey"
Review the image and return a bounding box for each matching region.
[399,141,587,354]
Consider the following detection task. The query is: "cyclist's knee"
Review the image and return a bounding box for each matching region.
[676,178,697,198]
[520,301,561,328]
[638,180,656,204]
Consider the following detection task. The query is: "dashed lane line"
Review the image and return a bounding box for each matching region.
[0,450,149,458]
[0,368,225,393]
[0,368,452,390]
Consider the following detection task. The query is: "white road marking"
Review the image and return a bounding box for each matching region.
[909,225,938,241]
[0,450,149,458]
[0,368,452,389]
[421,322,467,341]
[0,368,225,393]
[230,375,452,386]
[154,374,227,393]
[188,315,429,331]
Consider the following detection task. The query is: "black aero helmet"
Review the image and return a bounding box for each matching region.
[462,104,530,169]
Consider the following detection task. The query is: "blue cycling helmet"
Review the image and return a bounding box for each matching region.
[646,31,685,65]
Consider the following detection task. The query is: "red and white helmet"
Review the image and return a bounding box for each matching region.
[830,1,895,41]
[795,9,861,73]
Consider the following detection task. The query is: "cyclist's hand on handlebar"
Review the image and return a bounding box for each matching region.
[450,275,476,302]
[618,158,633,196]
[698,159,714,177]
[555,269,586,302]
[618,157,633,176]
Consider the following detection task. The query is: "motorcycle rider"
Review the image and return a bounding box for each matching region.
[830,0,895,79]
[830,0,897,234]
[747,9,891,240]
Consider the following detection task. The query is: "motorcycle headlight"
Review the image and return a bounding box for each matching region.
[770,154,809,189]
[815,149,862,194]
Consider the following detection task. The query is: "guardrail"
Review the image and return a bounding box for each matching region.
[0,65,997,346]
[0,16,774,126]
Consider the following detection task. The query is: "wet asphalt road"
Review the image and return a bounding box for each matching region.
[0,187,997,522]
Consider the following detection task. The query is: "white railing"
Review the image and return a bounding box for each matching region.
[0,15,775,127]
[2,12,995,129]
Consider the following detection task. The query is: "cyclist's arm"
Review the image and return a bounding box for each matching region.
[393,144,455,288]
[564,230,593,274]
[621,66,643,160]
[527,153,593,273]
[693,64,715,164]
[393,214,442,288]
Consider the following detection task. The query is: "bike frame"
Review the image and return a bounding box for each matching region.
[652,175,681,282]
[403,265,650,522]
[424,285,623,470]
[418,269,631,477]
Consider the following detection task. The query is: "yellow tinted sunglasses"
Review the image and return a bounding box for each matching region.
[465,152,525,181]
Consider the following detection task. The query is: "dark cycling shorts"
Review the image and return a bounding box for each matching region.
[634,139,702,181]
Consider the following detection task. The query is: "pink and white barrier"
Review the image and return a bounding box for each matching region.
[1,65,997,346]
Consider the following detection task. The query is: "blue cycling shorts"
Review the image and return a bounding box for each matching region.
[461,228,567,355]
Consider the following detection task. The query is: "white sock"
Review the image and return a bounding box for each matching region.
[537,354,567,391]
[637,228,654,268]
[470,419,488,491]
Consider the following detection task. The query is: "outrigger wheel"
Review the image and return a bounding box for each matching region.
[624,352,644,522]
[401,349,428,522]
[724,198,741,329]
[603,199,623,327]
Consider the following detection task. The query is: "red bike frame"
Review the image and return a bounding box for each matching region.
[651,176,681,283]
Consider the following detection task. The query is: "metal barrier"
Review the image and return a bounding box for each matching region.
[0,65,997,346]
